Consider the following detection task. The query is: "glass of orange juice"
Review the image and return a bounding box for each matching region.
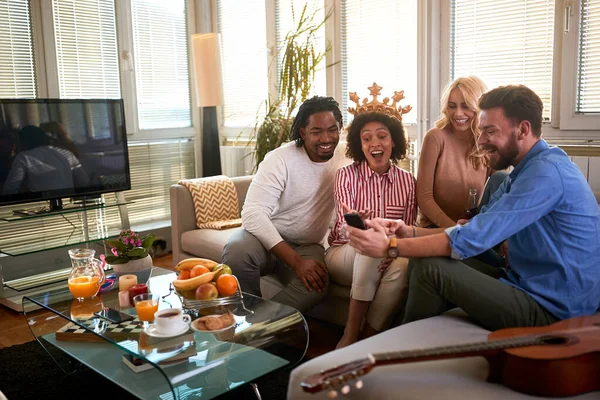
[133,293,160,328]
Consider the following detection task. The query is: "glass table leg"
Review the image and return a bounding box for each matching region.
[250,383,262,400]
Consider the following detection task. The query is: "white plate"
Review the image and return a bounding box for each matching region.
[144,322,190,338]
[190,315,236,333]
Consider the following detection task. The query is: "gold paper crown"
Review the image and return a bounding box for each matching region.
[348,83,412,122]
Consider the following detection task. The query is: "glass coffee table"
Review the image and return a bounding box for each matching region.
[23,267,308,399]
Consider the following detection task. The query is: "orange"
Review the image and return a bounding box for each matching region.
[178,270,191,280]
[216,274,238,297]
[190,265,210,278]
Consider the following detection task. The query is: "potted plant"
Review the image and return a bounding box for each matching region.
[104,229,155,279]
[245,4,334,171]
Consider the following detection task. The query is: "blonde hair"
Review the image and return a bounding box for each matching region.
[435,76,488,169]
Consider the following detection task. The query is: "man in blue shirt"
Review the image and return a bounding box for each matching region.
[346,85,600,330]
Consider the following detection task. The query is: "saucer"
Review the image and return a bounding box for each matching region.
[144,322,189,338]
[190,315,236,333]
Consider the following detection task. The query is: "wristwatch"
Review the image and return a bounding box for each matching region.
[387,237,399,258]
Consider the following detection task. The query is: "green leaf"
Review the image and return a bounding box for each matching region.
[141,234,155,250]
[104,255,119,263]
[106,255,128,264]
[106,239,127,252]
[126,247,146,258]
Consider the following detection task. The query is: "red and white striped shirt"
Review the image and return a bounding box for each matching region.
[328,161,417,246]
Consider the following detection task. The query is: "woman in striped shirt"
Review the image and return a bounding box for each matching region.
[326,111,417,349]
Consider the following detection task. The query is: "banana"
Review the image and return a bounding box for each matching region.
[173,265,224,292]
[175,257,219,272]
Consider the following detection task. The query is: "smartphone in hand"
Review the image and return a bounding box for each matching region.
[344,213,366,230]
[94,307,135,324]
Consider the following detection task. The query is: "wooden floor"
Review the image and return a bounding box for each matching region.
[0,253,343,357]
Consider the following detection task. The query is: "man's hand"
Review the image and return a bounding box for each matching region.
[498,240,509,267]
[347,223,389,258]
[377,257,393,273]
[367,218,411,238]
[292,258,328,293]
[270,242,328,293]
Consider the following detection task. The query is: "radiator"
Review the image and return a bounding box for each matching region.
[571,156,600,201]
[220,146,255,177]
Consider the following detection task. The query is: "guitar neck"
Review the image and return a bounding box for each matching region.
[371,335,543,365]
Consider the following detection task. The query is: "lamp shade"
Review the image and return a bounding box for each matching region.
[192,33,224,107]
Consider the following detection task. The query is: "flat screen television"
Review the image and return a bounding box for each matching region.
[0,99,131,212]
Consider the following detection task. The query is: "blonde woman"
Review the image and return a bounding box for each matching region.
[417,76,490,228]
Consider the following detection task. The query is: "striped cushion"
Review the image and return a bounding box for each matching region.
[178,175,242,230]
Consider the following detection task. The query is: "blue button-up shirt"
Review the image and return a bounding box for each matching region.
[446,140,600,320]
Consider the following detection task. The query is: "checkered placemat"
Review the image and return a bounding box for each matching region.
[56,316,144,343]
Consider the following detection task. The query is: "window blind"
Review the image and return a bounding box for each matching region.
[275,0,326,111]
[340,0,418,125]
[450,0,555,121]
[577,0,600,113]
[130,0,191,130]
[107,139,195,227]
[0,0,36,98]
[217,0,269,128]
[52,0,120,99]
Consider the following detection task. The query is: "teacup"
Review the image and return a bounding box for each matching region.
[154,308,191,335]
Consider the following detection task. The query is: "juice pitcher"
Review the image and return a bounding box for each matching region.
[68,248,105,300]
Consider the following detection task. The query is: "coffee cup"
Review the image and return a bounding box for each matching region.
[154,308,191,335]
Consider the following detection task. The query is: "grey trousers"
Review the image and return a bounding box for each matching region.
[222,228,328,313]
[401,257,558,331]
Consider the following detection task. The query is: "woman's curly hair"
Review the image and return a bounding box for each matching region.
[345,112,407,163]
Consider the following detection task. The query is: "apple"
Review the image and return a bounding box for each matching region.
[195,282,219,300]
[213,264,233,281]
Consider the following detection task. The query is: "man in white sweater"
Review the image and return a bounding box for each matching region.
[222,96,345,313]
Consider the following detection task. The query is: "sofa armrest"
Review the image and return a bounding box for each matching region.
[170,183,197,265]
[230,175,253,214]
[170,175,254,265]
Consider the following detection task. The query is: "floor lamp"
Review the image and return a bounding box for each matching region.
[192,33,223,177]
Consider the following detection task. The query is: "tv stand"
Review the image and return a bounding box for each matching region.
[49,198,63,211]
[0,192,132,311]
[11,197,106,217]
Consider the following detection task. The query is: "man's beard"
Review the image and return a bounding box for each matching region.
[490,130,519,170]
[318,152,335,161]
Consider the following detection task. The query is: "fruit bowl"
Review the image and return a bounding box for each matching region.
[171,258,244,311]
[174,273,244,310]
[175,286,243,310]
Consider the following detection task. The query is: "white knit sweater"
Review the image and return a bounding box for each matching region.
[241,141,348,250]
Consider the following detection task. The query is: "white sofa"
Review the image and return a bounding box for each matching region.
[170,175,352,326]
[287,309,600,399]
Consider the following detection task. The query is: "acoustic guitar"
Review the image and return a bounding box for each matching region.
[301,314,600,398]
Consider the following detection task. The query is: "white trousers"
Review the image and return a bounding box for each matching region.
[325,244,409,331]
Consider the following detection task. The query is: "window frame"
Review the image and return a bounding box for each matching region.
[555,0,600,132]
[217,0,599,146]
[440,0,600,141]
[218,0,420,144]
[34,0,199,142]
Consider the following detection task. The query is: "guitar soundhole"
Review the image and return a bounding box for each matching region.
[538,335,569,345]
